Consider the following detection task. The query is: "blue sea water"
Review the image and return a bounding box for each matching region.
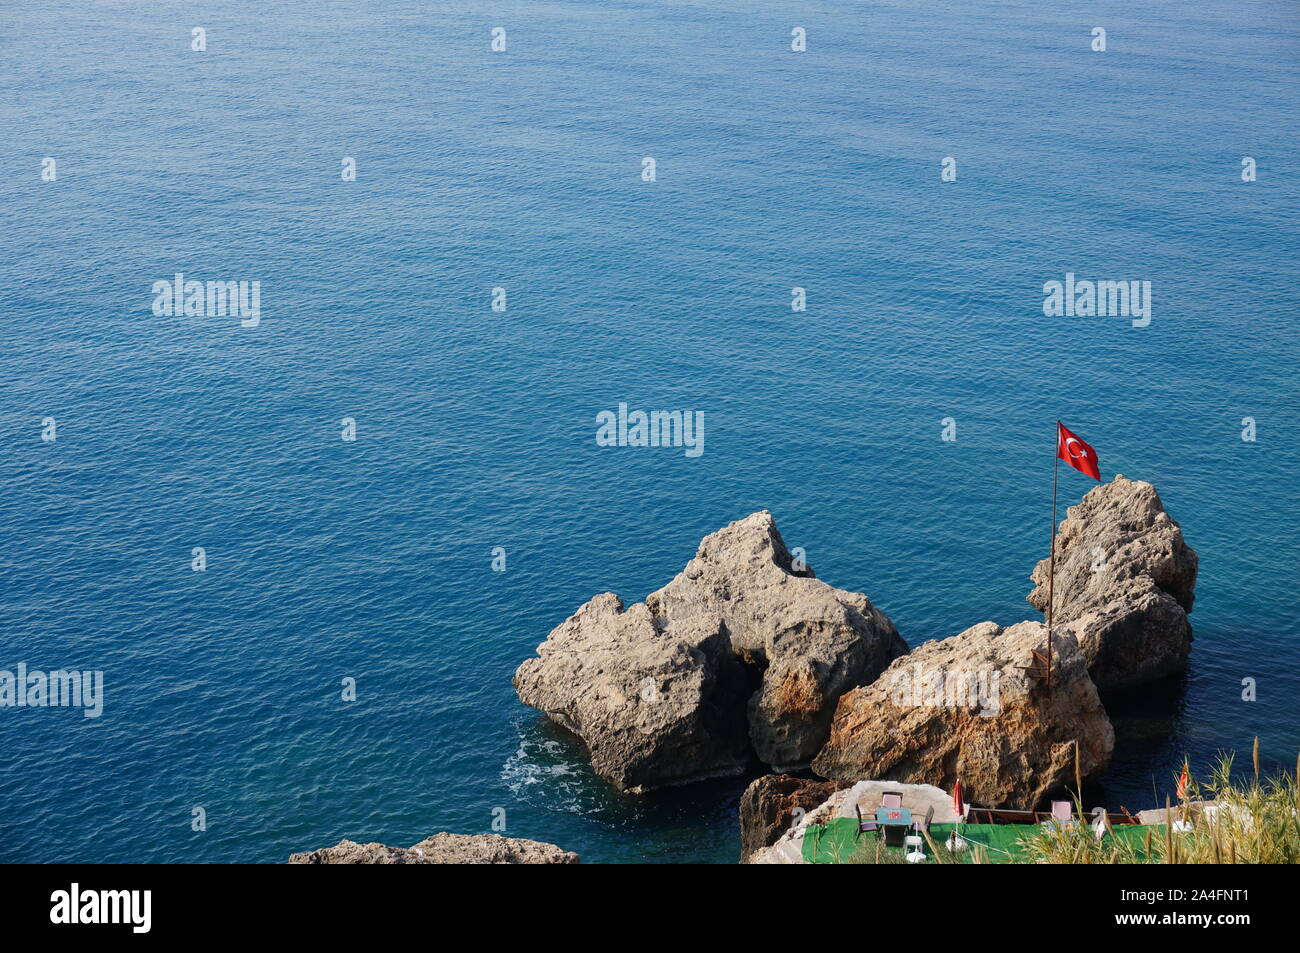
[1,0,1298,863]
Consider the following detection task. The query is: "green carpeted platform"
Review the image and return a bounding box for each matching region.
[800,817,1160,864]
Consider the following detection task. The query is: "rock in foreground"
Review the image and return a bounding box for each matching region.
[1027,475,1198,694]
[514,512,905,791]
[288,832,579,864]
[514,595,752,792]
[811,620,1114,808]
[738,774,842,862]
[646,512,907,770]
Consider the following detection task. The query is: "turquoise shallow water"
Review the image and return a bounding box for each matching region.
[0,1,1297,863]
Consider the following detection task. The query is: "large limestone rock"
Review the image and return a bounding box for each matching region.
[288,832,579,864]
[738,774,842,862]
[1027,475,1198,694]
[811,620,1114,808]
[514,595,752,793]
[645,512,907,769]
[514,512,905,791]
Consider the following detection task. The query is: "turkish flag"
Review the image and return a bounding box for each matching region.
[1057,422,1101,480]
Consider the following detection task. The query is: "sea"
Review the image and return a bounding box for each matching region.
[1,0,1297,863]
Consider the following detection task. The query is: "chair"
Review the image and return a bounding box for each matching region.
[854,803,878,840]
[1045,800,1074,826]
[1092,808,1110,841]
[904,832,927,863]
[882,793,904,810]
[901,806,934,861]
[913,805,935,834]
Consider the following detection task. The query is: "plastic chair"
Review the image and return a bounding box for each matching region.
[1044,800,1074,826]
[904,832,926,863]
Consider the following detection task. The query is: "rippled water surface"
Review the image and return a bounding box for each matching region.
[1,0,1297,862]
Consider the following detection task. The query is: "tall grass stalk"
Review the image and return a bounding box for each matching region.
[1021,751,1300,864]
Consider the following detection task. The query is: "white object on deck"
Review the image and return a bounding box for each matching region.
[904,834,926,862]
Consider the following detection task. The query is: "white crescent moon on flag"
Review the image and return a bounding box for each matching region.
[1065,437,1088,460]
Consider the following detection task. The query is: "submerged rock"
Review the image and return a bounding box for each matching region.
[514,512,905,792]
[1027,475,1198,694]
[811,620,1114,808]
[288,832,579,864]
[738,774,842,862]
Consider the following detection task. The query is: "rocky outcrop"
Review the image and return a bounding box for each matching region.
[1027,475,1198,694]
[514,512,905,791]
[738,774,842,862]
[811,620,1114,808]
[513,595,752,792]
[288,833,579,864]
[646,512,907,769]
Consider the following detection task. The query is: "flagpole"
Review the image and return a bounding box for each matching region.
[1047,420,1060,691]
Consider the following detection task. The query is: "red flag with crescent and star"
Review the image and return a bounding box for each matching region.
[1057,422,1101,481]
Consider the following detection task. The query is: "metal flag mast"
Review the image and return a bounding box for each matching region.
[1024,420,1059,696]
[1031,419,1100,698]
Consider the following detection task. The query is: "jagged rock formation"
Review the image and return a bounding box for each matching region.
[513,595,752,792]
[811,621,1114,808]
[1027,475,1198,694]
[514,477,1196,810]
[738,774,842,862]
[646,512,907,769]
[288,832,579,864]
[514,512,905,791]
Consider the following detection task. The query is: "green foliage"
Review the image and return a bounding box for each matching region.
[1019,749,1300,865]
